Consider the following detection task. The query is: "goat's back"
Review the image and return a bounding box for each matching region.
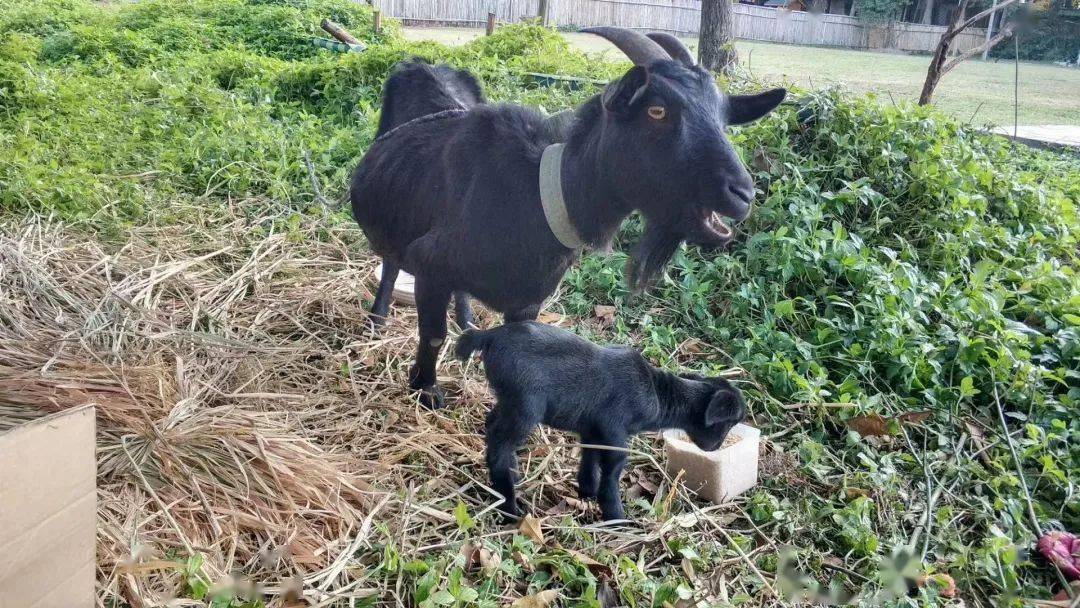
[350,104,564,309]
[375,60,485,137]
[478,322,655,432]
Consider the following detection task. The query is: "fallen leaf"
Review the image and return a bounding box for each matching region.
[844,487,871,500]
[512,549,532,570]
[675,513,698,528]
[519,514,545,545]
[594,305,616,327]
[682,556,696,580]
[481,550,501,574]
[821,555,844,568]
[564,548,612,576]
[846,414,889,437]
[538,310,569,327]
[564,495,590,511]
[461,542,497,573]
[847,411,932,437]
[965,420,992,466]
[915,573,957,598]
[899,410,932,424]
[512,589,559,608]
[635,475,659,495]
[680,338,706,354]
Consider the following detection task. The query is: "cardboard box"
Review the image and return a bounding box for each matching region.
[0,405,97,608]
[663,424,760,503]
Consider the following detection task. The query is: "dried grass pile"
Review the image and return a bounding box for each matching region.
[0,200,760,607]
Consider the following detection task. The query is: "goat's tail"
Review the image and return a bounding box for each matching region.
[454,328,493,361]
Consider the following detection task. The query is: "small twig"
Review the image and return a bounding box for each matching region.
[303,149,335,209]
[991,374,1076,598]
[779,401,858,411]
[905,432,968,556]
[702,515,778,598]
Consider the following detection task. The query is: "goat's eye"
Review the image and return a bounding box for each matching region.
[647,105,667,120]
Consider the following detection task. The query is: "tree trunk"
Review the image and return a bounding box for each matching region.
[848,1,857,16]
[981,1,997,60]
[538,0,551,26]
[699,0,738,74]
[921,0,935,24]
[919,0,1017,105]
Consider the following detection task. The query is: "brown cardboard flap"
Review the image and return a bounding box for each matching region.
[0,405,96,608]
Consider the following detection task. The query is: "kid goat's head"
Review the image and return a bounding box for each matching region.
[680,375,747,452]
[583,28,786,290]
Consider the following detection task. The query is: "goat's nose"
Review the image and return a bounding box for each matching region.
[725,183,754,221]
[726,181,754,204]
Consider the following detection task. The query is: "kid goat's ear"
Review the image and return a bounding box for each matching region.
[602,65,650,116]
[704,387,746,427]
[726,88,787,125]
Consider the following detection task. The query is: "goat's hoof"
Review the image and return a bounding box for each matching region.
[599,504,625,521]
[577,485,598,500]
[498,506,522,524]
[366,314,388,334]
[415,385,446,409]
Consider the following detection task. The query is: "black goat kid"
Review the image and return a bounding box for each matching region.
[456,322,746,521]
[351,28,785,408]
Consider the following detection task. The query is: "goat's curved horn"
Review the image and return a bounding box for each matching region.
[646,32,696,66]
[582,27,670,66]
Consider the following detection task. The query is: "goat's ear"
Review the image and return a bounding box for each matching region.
[704,387,746,427]
[602,65,650,116]
[726,88,787,125]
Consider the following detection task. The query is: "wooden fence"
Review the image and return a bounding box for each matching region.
[374,0,988,53]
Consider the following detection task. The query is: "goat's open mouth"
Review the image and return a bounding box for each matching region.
[698,206,734,241]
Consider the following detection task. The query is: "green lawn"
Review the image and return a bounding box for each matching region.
[404,26,1080,127]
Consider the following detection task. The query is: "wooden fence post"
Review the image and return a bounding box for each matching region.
[486,12,496,35]
[373,10,382,34]
[321,19,361,45]
[539,0,551,26]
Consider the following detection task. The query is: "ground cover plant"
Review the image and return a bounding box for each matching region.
[0,0,1078,606]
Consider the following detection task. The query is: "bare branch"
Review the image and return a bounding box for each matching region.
[941,23,1016,74]
[956,0,1018,34]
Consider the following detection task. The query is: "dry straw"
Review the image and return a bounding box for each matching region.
[0,199,768,606]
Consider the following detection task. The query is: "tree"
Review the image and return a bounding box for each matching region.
[919,0,1018,105]
[921,0,936,24]
[699,0,737,73]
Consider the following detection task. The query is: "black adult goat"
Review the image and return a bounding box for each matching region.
[351,29,786,408]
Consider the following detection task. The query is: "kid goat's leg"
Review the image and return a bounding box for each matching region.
[597,443,628,520]
[505,303,541,323]
[453,291,475,329]
[369,260,399,329]
[485,402,536,520]
[409,279,452,409]
[577,433,602,500]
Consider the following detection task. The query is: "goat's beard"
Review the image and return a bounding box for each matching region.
[625,220,686,294]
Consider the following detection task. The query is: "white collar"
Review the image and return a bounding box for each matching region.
[538,144,585,250]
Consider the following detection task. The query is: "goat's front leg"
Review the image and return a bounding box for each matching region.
[485,405,535,521]
[597,443,628,521]
[409,279,451,409]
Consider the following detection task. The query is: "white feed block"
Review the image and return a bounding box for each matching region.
[663,423,760,503]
